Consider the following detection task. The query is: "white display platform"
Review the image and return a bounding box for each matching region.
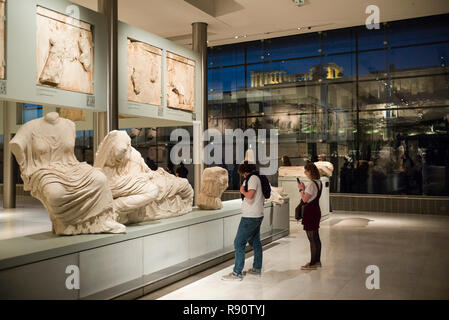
[0,199,289,300]
[278,176,330,221]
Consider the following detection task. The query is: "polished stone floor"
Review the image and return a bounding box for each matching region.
[1,198,449,300]
[0,197,52,240]
[141,212,449,300]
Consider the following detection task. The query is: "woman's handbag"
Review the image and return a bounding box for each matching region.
[295,200,305,221]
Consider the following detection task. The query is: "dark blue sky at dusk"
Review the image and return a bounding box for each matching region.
[208,14,449,93]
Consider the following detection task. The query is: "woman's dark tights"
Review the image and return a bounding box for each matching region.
[306,230,321,265]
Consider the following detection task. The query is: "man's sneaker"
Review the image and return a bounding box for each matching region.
[301,263,317,270]
[244,268,262,276]
[314,262,322,268]
[221,272,243,281]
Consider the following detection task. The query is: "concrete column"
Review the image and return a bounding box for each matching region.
[98,0,119,132]
[192,22,207,206]
[93,112,107,156]
[3,101,16,209]
[192,121,202,205]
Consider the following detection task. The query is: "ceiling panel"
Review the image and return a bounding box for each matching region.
[71,0,449,47]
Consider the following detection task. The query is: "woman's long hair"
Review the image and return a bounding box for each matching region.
[305,163,321,180]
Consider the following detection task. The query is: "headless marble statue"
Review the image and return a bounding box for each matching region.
[94,131,194,224]
[9,113,126,235]
[197,167,229,210]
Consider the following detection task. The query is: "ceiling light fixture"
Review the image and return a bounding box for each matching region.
[292,0,305,6]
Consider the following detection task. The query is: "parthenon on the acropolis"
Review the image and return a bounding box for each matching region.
[250,63,343,88]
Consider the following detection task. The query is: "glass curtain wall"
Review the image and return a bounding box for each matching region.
[207,14,449,196]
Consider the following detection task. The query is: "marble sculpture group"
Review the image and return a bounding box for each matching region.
[10,114,194,235]
[10,114,299,236]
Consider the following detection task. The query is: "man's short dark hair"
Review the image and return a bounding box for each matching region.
[238,161,257,175]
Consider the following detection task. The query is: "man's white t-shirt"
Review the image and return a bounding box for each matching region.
[242,175,265,218]
[305,180,323,203]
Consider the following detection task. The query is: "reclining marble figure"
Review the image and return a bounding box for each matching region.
[9,113,126,235]
[94,131,194,224]
[278,161,335,178]
[197,167,229,210]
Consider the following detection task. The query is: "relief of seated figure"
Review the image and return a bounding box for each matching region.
[94,131,194,224]
[9,112,126,235]
[197,167,229,210]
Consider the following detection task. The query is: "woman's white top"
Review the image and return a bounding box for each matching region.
[304,180,322,203]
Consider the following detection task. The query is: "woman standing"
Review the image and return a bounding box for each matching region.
[297,163,323,270]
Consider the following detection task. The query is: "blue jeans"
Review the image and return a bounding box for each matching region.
[233,217,264,276]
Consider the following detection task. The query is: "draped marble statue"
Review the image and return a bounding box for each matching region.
[94,131,194,224]
[197,167,229,210]
[9,113,126,235]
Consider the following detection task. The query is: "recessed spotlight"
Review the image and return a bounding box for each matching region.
[244,34,248,38]
[234,36,239,39]
[297,27,301,30]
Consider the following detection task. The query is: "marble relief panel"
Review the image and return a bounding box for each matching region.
[36,6,94,94]
[166,52,195,112]
[127,39,162,105]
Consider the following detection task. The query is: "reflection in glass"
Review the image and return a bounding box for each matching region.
[208,44,245,67]
[390,43,449,75]
[208,66,245,92]
[207,13,449,196]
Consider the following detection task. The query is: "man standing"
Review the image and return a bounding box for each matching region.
[222,162,266,281]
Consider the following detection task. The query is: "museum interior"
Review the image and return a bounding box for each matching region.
[0,0,449,301]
